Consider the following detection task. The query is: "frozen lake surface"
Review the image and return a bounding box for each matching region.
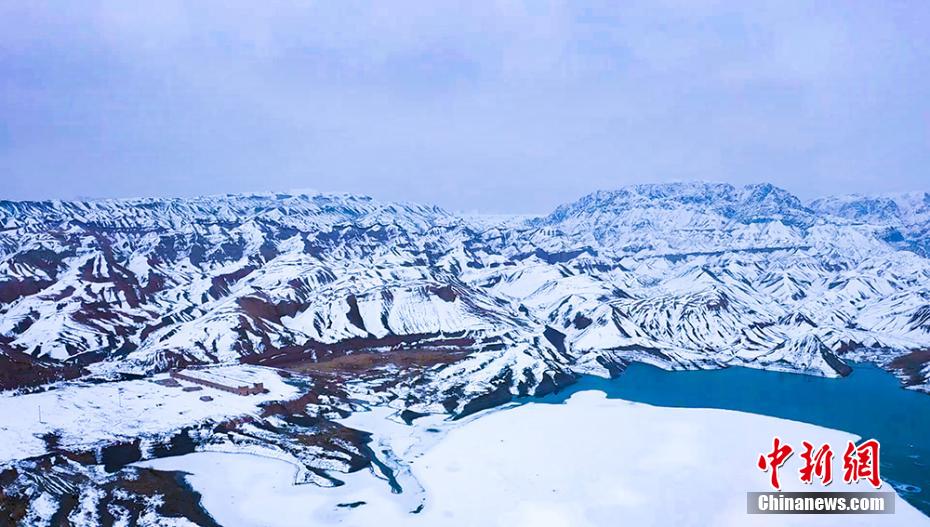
[141,389,928,527]
[560,362,930,514]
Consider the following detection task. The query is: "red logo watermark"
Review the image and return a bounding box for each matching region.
[757,437,881,490]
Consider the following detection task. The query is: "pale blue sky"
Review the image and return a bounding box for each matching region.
[2,1,929,213]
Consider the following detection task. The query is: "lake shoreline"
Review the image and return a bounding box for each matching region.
[531,362,930,516]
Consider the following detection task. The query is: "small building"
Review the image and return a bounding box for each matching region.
[169,370,265,396]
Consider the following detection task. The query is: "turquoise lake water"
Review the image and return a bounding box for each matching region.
[542,362,930,516]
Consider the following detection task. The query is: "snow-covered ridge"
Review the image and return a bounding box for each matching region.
[545,182,813,226]
[1,183,930,410]
[809,191,930,224]
[0,191,454,236]
[808,191,930,256]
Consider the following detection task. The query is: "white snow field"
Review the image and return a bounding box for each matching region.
[0,365,297,464]
[140,391,929,527]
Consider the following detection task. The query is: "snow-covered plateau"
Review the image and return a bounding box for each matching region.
[0,365,297,466]
[1,182,930,524]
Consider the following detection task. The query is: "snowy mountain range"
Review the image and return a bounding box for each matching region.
[2,182,930,407]
[3,182,930,524]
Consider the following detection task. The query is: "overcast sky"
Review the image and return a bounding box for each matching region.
[2,1,929,213]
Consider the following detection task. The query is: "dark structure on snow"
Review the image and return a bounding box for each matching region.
[169,370,264,396]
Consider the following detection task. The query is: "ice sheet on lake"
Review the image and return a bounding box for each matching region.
[140,391,930,526]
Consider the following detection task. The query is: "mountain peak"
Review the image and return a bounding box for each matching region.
[544,182,811,228]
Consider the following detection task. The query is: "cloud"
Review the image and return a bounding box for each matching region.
[2,1,929,212]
